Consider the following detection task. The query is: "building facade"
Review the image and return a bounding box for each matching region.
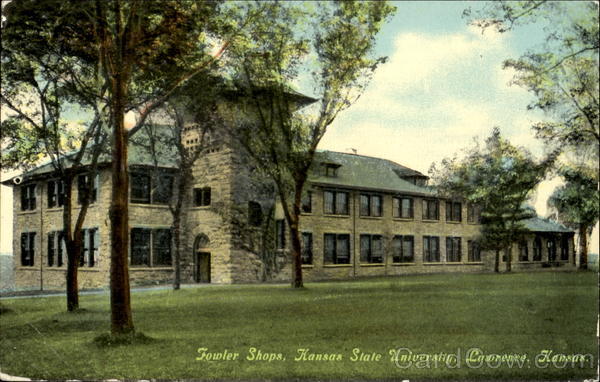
[6,131,576,290]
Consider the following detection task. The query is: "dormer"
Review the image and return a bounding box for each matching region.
[392,169,428,187]
[321,162,341,178]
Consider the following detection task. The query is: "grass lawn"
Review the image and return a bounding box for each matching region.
[0,271,597,380]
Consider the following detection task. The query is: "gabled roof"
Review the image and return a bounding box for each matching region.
[3,124,178,183]
[308,150,435,196]
[522,216,573,233]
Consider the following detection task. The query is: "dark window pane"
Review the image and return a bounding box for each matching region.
[324,234,335,263]
[301,233,312,264]
[248,201,263,227]
[372,236,383,262]
[371,196,382,217]
[131,228,151,266]
[392,198,400,218]
[131,174,151,204]
[402,198,412,218]
[360,194,370,216]
[153,229,172,266]
[48,232,55,267]
[336,192,348,215]
[360,235,370,262]
[402,236,414,262]
[154,175,173,204]
[336,235,350,263]
[324,191,334,214]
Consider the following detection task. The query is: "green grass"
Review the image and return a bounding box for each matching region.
[1,272,597,380]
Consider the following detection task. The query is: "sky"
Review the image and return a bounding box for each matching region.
[1,1,598,255]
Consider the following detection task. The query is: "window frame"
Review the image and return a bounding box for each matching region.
[275,219,286,250]
[519,240,529,262]
[301,232,313,265]
[301,191,312,214]
[130,173,151,204]
[446,236,462,262]
[47,180,66,208]
[77,173,98,205]
[533,236,542,261]
[323,233,350,265]
[423,236,440,262]
[130,227,172,267]
[323,190,349,215]
[193,187,212,207]
[360,194,382,217]
[422,199,439,220]
[20,184,36,211]
[20,232,36,266]
[392,235,414,263]
[445,201,462,222]
[467,240,481,262]
[359,234,384,264]
[393,196,414,219]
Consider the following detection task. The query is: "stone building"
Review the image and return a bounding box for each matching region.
[5,123,576,290]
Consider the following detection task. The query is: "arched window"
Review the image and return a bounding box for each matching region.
[194,233,210,252]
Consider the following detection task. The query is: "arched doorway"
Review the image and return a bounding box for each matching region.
[193,234,211,283]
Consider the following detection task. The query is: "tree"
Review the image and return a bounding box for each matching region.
[465,1,599,174]
[3,0,262,334]
[547,165,599,269]
[430,128,555,272]
[1,0,109,311]
[223,1,395,288]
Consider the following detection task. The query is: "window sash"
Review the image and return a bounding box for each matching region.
[335,192,348,215]
[276,220,285,249]
[424,236,439,262]
[519,241,529,261]
[359,194,370,216]
[21,232,35,266]
[301,233,313,264]
[153,229,172,266]
[301,192,312,213]
[153,175,174,204]
[423,199,438,220]
[21,184,36,211]
[130,174,151,204]
[446,237,461,262]
[131,228,151,266]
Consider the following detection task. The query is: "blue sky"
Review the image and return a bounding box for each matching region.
[319,1,552,174]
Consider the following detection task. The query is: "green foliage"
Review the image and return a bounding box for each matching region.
[430,128,553,253]
[465,1,599,173]
[548,165,599,232]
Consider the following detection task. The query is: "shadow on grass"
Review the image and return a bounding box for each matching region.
[92,331,155,347]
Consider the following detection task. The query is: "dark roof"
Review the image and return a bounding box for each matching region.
[522,216,573,233]
[4,124,178,183]
[308,150,434,196]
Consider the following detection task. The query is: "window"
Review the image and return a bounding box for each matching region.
[248,201,263,226]
[445,201,462,222]
[393,197,413,219]
[533,236,542,261]
[423,236,440,262]
[301,191,312,213]
[301,232,313,265]
[519,241,529,262]
[422,199,439,220]
[360,234,384,263]
[153,175,174,204]
[323,190,349,215]
[446,237,462,262]
[467,240,481,262]
[153,229,172,266]
[47,231,65,267]
[77,174,98,204]
[193,187,211,207]
[324,233,350,264]
[20,184,36,211]
[392,235,414,263]
[276,220,286,249]
[322,163,340,177]
[130,228,172,267]
[20,232,36,266]
[560,235,569,261]
[79,228,99,267]
[360,194,382,217]
[467,204,481,223]
[130,173,151,204]
[47,180,65,208]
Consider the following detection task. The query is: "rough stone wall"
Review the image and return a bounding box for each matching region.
[13,169,113,290]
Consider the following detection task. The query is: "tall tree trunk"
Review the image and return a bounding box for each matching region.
[578,223,588,270]
[108,1,134,332]
[66,236,82,311]
[289,221,303,288]
[494,249,500,273]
